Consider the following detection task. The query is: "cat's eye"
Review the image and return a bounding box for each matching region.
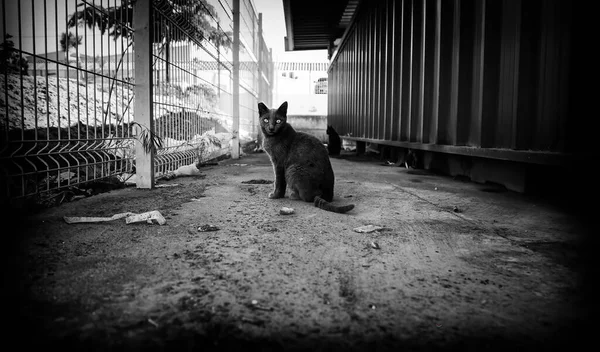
[275,119,281,124]
[263,118,268,123]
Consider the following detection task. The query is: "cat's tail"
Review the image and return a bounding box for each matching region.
[314,196,355,214]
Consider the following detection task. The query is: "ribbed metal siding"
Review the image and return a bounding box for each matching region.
[328,0,573,163]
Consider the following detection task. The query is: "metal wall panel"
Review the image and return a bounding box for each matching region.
[328,0,573,165]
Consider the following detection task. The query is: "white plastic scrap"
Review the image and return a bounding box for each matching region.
[155,184,180,188]
[353,225,386,233]
[279,207,295,215]
[125,211,167,225]
[63,210,166,225]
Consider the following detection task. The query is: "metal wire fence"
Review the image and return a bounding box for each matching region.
[0,0,272,206]
[151,0,234,176]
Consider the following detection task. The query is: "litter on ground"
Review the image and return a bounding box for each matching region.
[353,225,388,233]
[198,224,220,232]
[280,207,295,215]
[63,210,167,225]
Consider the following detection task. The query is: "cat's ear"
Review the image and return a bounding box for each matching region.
[258,102,269,116]
[277,101,288,116]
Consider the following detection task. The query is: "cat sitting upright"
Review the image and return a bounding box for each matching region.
[258,101,354,214]
[326,125,341,156]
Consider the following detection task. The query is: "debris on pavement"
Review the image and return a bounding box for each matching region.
[64,212,132,224]
[155,183,180,188]
[248,300,273,311]
[353,225,387,233]
[117,173,137,186]
[147,318,159,328]
[382,161,395,166]
[198,224,220,232]
[279,207,295,215]
[161,163,203,180]
[64,210,167,225]
[370,241,381,249]
[453,205,461,213]
[242,179,273,184]
[126,211,167,225]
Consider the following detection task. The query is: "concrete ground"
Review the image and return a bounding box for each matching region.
[4,150,594,351]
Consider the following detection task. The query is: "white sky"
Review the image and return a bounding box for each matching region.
[252,0,328,63]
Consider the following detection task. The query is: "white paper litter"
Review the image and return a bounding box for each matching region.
[125,210,167,225]
[279,207,295,215]
[64,210,166,225]
[353,225,386,233]
[172,164,202,177]
[63,212,133,223]
[155,183,180,188]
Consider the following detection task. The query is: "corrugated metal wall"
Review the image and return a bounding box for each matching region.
[327,0,573,166]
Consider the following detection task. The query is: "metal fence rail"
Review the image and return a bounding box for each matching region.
[0,0,272,205]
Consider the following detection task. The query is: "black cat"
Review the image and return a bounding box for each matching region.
[258,101,354,214]
[326,125,341,156]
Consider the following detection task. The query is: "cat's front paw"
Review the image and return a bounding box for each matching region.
[268,191,284,199]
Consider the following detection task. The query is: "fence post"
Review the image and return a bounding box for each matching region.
[133,0,154,188]
[269,48,273,106]
[256,12,263,147]
[258,12,263,98]
[232,0,240,159]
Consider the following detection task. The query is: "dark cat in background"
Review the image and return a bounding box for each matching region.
[258,101,354,214]
[401,149,420,169]
[326,125,341,156]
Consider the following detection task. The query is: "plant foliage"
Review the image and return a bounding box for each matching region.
[67,0,232,48]
[131,121,163,154]
[0,34,29,75]
[59,32,83,55]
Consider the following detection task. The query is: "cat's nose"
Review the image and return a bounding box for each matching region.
[268,126,275,132]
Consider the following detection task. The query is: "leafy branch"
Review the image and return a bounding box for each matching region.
[131,121,163,154]
[67,0,232,48]
[0,34,29,75]
[59,32,83,59]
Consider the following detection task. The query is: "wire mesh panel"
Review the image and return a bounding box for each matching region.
[150,0,269,176]
[0,0,272,204]
[151,0,235,176]
[237,0,260,144]
[1,0,136,204]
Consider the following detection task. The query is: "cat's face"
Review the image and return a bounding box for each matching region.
[258,101,288,136]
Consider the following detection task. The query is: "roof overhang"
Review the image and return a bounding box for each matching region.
[282,0,360,57]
